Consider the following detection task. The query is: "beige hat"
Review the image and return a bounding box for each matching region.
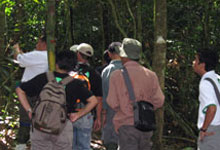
[119,38,142,60]
[70,44,79,52]
[77,43,94,57]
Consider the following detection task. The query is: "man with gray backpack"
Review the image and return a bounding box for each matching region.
[16,50,98,150]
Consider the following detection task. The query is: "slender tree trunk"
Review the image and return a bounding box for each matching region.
[202,0,211,48]
[13,0,25,43]
[0,4,5,55]
[152,0,167,150]
[107,0,127,38]
[137,0,142,43]
[46,0,56,71]
[125,0,136,38]
[98,2,105,53]
[64,0,72,47]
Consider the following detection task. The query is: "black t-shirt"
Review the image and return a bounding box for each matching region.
[20,72,93,113]
[77,63,102,97]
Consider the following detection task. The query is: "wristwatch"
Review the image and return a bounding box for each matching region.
[200,128,207,132]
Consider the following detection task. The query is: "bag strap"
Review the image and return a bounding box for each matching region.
[47,71,55,82]
[60,76,74,86]
[121,67,136,102]
[204,77,220,105]
[47,71,74,86]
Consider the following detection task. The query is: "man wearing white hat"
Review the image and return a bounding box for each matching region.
[70,43,103,150]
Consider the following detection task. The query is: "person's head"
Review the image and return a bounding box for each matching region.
[107,42,121,60]
[193,47,219,76]
[118,38,142,63]
[76,43,94,62]
[36,35,47,51]
[56,50,77,72]
[103,50,111,64]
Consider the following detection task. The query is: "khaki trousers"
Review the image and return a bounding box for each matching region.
[118,125,153,150]
[30,120,73,150]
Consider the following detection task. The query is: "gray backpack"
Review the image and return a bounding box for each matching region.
[32,72,73,135]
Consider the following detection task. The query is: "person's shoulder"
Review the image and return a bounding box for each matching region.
[142,66,156,75]
[110,69,122,78]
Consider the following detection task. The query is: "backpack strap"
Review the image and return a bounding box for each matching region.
[204,77,220,105]
[60,76,74,86]
[47,71,55,82]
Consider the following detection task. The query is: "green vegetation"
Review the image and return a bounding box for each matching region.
[1,0,220,149]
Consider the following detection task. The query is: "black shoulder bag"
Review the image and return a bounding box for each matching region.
[121,67,156,132]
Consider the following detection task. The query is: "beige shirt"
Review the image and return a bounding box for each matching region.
[107,61,164,132]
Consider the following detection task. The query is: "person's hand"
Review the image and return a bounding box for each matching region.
[27,108,32,119]
[199,131,215,141]
[69,113,80,122]
[93,118,102,132]
[28,111,32,119]
[13,43,21,52]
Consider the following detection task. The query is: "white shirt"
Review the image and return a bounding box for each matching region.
[17,50,48,82]
[197,70,220,128]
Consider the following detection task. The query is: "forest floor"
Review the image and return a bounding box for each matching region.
[0,125,196,150]
[0,116,196,150]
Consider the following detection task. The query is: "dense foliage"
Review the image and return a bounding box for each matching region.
[1,0,220,149]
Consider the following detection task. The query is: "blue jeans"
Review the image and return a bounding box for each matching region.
[72,113,93,150]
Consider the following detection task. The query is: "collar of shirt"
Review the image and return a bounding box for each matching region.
[201,70,215,81]
[123,60,139,67]
[110,59,121,64]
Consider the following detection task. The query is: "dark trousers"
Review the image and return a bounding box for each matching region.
[17,96,37,144]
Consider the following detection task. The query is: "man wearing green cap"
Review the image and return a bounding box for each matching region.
[106,38,165,150]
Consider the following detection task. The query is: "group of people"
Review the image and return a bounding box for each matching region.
[12,35,220,150]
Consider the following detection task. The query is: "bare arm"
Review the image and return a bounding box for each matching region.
[93,96,102,131]
[199,105,216,141]
[69,96,98,122]
[16,87,32,118]
[13,43,23,60]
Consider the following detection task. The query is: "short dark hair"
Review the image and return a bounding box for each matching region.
[103,50,111,64]
[108,42,121,53]
[197,48,219,71]
[56,50,77,72]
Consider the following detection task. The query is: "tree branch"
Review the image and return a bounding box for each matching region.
[107,0,127,38]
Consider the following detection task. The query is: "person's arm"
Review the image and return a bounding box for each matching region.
[69,95,98,122]
[150,73,165,109]
[199,105,216,141]
[93,96,102,131]
[13,43,23,60]
[16,87,32,119]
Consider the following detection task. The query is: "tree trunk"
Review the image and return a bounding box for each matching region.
[137,0,142,43]
[13,0,25,43]
[0,4,5,55]
[202,0,211,48]
[98,2,105,53]
[46,0,56,71]
[64,0,72,47]
[107,0,127,38]
[152,0,167,150]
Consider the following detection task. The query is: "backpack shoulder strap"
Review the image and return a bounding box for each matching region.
[204,77,220,105]
[47,71,55,82]
[60,76,74,86]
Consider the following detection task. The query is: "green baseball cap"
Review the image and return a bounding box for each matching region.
[119,38,142,60]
